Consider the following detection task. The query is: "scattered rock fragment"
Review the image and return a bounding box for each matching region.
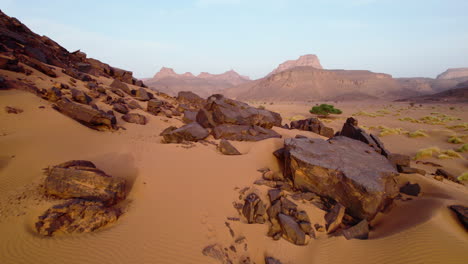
[265,256,283,264]
[5,106,23,114]
[160,123,209,143]
[112,103,129,114]
[325,203,345,234]
[53,99,116,131]
[71,88,92,104]
[399,182,421,196]
[122,113,147,125]
[342,219,369,240]
[278,213,306,245]
[242,193,266,224]
[218,139,241,155]
[290,117,334,138]
[448,205,468,230]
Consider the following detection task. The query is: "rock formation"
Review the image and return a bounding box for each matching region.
[437,68,468,80]
[268,54,323,76]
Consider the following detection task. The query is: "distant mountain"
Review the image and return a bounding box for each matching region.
[396,81,468,103]
[224,66,409,101]
[146,67,250,97]
[436,68,468,81]
[268,54,322,76]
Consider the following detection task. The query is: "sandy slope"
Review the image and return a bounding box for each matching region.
[1,89,468,264]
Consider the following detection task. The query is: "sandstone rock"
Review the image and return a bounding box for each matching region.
[147,98,165,115]
[196,94,281,129]
[177,91,206,109]
[388,153,411,169]
[342,220,369,240]
[399,182,421,196]
[71,88,91,104]
[280,197,298,216]
[53,99,116,131]
[110,79,131,95]
[161,123,209,143]
[338,117,390,157]
[325,203,345,234]
[265,257,283,264]
[182,110,198,124]
[448,205,468,230]
[134,87,152,101]
[44,162,126,205]
[213,124,281,141]
[46,87,62,102]
[290,118,334,138]
[263,170,284,181]
[242,193,266,224]
[35,199,121,236]
[112,103,129,114]
[127,100,142,110]
[268,189,282,203]
[282,136,398,220]
[122,113,147,125]
[0,57,25,73]
[278,213,306,245]
[218,139,241,155]
[18,55,57,77]
[399,166,426,175]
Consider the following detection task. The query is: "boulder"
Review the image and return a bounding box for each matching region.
[122,113,147,125]
[110,79,131,95]
[388,153,411,170]
[71,88,92,104]
[448,205,468,230]
[112,103,129,114]
[53,99,116,131]
[435,169,460,183]
[399,166,426,175]
[242,193,266,224]
[325,203,345,233]
[338,117,390,157]
[268,189,282,203]
[45,87,62,102]
[147,99,165,115]
[218,139,241,155]
[182,110,198,124]
[213,124,281,141]
[282,136,399,220]
[134,87,152,101]
[342,219,369,240]
[278,213,306,245]
[399,182,421,196]
[290,118,334,138]
[44,161,126,205]
[265,257,283,264]
[161,123,209,143]
[177,91,206,109]
[18,55,57,77]
[35,199,121,236]
[196,94,281,129]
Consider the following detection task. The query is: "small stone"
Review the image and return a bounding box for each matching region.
[218,139,241,155]
[268,189,282,203]
[325,203,345,234]
[399,182,421,196]
[342,220,369,240]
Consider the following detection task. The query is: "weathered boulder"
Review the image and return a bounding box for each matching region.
[278,213,306,245]
[325,203,345,233]
[71,88,92,104]
[45,87,62,102]
[35,199,122,236]
[112,103,129,114]
[161,123,209,143]
[242,193,266,224]
[134,87,152,101]
[399,182,421,196]
[265,257,283,264]
[218,139,241,155]
[342,219,369,240]
[147,98,165,115]
[177,91,206,110]
[448,205,468,230]
[53,99,116,131]
[0,57,26,73]
[18,54,57,77]
[122,113,147,125]
[213,124,281,141]
[290,118,334,138]
[196,94,281,129]
[44,160,126,205]
[281,136,399,220]
[110,79,131,95]
[337,117,390,157]
[182,110,198,124]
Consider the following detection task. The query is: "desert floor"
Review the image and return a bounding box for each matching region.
[1,89,468,264]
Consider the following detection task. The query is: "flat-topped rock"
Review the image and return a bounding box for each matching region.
[282,136,399,220]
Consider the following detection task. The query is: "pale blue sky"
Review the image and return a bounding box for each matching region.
[1,0,467,79]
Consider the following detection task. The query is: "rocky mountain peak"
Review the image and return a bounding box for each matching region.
[268,54,323,76]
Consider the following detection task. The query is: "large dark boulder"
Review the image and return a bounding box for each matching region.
[281,136,399,220]
[196,94,281,129]
[161,123,209,143]
[182,110,198,124]
[44,160,126,205]
[213,124,281,141]
[53,99,116,131]
[110,79,131,95]
[290,118,334,138]
[35,199,122,236]
[177,91,206,110]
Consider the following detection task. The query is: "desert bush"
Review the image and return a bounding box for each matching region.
[458,172,468,181]
[456,144,468,153]
[258,105,265,110]
[414,147,441,160]
[408,130,429,138]
[310,104,342,116]
[448,136,464,144]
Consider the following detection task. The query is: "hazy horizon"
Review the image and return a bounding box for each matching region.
[1,0,467,79]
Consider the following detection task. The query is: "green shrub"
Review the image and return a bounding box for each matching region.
[458,172,468,181]
[310,104,342,116]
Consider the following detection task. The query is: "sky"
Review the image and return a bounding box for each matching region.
[1,0,467,79]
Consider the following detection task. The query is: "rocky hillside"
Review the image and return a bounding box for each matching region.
[268,54,322,76]
[397,81,468,103]
[145,67,250,97]
[437,68,468,81]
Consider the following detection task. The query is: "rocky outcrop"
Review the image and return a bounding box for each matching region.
[290,118,334,138]
[44,160,126,205]
[160,123,209,143]
[213,124,281,141]
[196,94,281,129]
[279,136,399,220]
[53,99,116,131]
[218,139,241,155]
[268,54,323,76]
[437,68,468,80]
[177,91,206,110]
[35,199,122,236]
